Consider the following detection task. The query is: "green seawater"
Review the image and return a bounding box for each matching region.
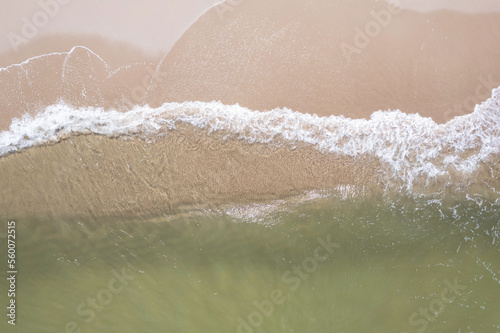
[2,194,500,333]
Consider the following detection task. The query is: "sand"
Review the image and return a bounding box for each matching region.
[0,129,384,219]
[1,0,500,131]
[1,0,500,219]
[146,0,500,122]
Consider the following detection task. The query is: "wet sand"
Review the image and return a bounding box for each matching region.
[0,0,222,63]
[2,4,500,333]
[1,0,500,131]
[148,0,500,122]
[1,0,500,219]
[0,128,384,219]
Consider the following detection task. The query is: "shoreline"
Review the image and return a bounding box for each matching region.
[0,128,386,220]
[1,2,500,131]
[1,0,500,220]
[1,124,498,220]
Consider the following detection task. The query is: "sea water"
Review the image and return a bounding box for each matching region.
[3,192,499,333]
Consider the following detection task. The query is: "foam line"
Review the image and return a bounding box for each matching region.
[1,87,499,189]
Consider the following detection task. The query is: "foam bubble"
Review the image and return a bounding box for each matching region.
[1,87,499,190]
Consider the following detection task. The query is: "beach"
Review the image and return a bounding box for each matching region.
[1,1,500,332]
[0,0,500,219]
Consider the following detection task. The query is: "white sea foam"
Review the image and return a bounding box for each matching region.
[0,51,69,73]
[1,87,499,189]
[223,190,331,224]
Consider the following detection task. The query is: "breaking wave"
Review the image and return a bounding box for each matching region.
[1,86,499,190]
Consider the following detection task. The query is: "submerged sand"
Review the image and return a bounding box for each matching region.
[1,124,498,219]
[0,129,384,219]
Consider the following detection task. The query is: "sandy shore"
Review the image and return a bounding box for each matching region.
[0,129,385,219]
[1,0,500,132]
[1,0,500,219]
[147,0,500,123]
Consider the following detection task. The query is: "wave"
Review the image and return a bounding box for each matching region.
[1,86,499,190]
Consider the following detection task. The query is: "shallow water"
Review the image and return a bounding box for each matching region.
[2,1,500,332]
[3,193,499,333]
